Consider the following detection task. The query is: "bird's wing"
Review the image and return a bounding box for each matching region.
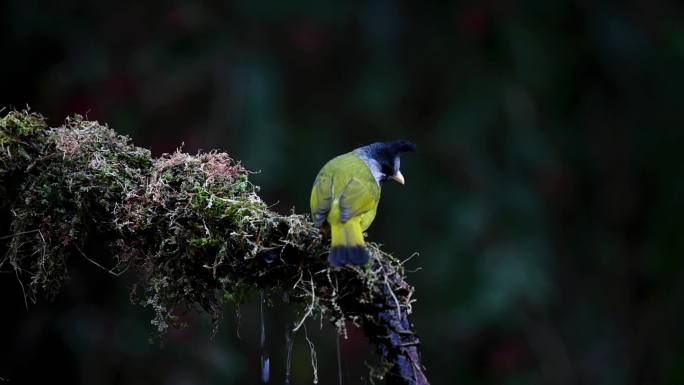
[338,176,380,222]
[310,172,333,227]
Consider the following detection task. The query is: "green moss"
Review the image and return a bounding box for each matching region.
[220,278,255,304]
[0,110,46,137]
[0,110,48,178]
[162,169,174,183]
[190,237,221,248]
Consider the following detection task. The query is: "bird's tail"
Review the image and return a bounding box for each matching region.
[329,219,369,267]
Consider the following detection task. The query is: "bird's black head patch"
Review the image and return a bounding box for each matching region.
[361,140,416,181]
[386,140,417,154]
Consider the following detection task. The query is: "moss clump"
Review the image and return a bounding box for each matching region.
[0,110,47,156]
[0,111,49,207]
[0,110,428,385]
[1,114,151,300]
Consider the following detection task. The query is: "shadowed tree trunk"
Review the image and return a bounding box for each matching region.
[0,110,429,385]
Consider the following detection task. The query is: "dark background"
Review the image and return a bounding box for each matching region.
[2,1,684,384]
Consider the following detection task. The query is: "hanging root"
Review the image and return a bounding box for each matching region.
[304,324,319,384]
[0,110,429,385]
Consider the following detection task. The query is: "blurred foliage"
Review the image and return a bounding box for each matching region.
[1,0,684,384]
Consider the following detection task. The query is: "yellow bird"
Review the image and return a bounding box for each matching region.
[310,140,416,266]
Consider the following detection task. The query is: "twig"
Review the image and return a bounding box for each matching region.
[384,273,402,317]
[14,266,28,309]
[401,252,419,265]
[74,243,127,277]
[0,229,39,240]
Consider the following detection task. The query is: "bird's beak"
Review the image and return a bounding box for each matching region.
[390,171,405,185]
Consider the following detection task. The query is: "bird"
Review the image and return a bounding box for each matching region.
[310,140,416,267]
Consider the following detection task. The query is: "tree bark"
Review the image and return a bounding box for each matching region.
[0,110,429,385]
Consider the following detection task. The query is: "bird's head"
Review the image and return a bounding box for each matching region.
[355,140,417,185]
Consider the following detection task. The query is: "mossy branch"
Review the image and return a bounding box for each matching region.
[0,110,429,385]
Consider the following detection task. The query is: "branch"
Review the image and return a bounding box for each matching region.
[0,110,429,385]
